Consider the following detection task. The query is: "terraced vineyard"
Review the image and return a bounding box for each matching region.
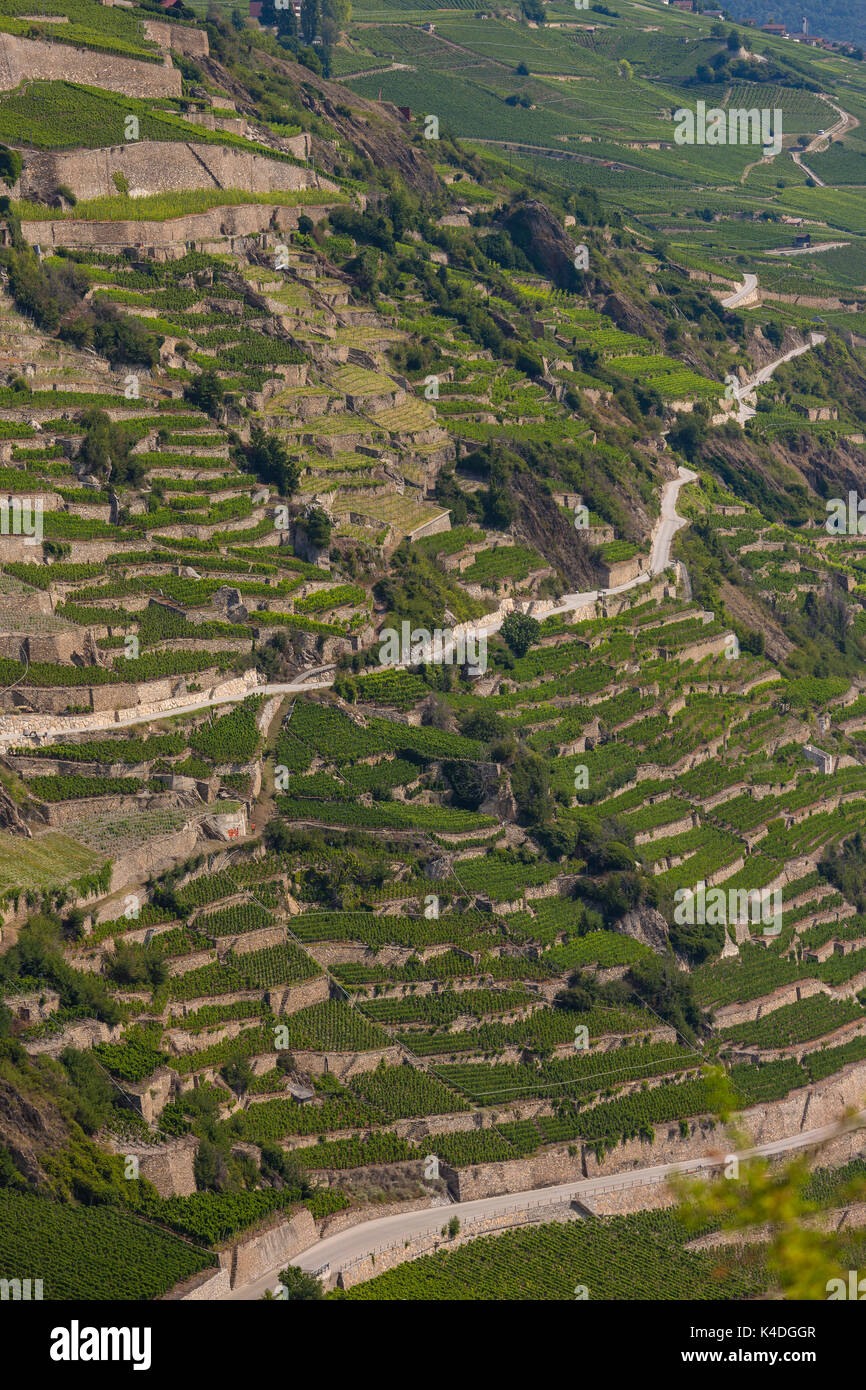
[335,1211,765,1301]
[2,0,866,1318]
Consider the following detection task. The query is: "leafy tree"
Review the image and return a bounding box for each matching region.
[458,708,508,743]
[3,246,87,334]
[667,415,706,463]
[304,507,331,549]
[241,424,300,497]
[60,1048,119,1134]
[627,954,701,1038]
[673,1091,866,1300]
[510,747,552,825]
[89,301,157,366]
[501,611,541,658]
[185,368,224,416]
[260,1144,310,1195]
[441,759,492,810]
[104,941,167,991]
[535,822,574,861]
[0,145,22,188]
[820,831,866,912]
[273,1265,324,1300]
[300,0,319,43]
[221,1058,253,1096]
[194,1138,231,1193]
[73,407,115,476]
[61,908,86,943]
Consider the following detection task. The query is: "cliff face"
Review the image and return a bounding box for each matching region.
[500,200,581,291]
[0,1065,70,1188]
[201,51,441,198]
[616,906,672,956]
[0,783,30,837]
[702,429,866,512]
[510,467,599,591]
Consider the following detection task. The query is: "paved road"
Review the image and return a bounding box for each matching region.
[765,241,849,258]
[222,1112,866,1300]
[2,472,698,750]
[791,97,859,186]
[443,466,697,660]
[0,669,337,750]
[731,334,826,425]
[649,466,698,577]
[721,272,758,310]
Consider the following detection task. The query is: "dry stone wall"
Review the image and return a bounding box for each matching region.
[0,33,181,96]
[19,143,332,203]
[112,1137,198,1197]
[286,1044,403,1082]
[22,201,339,253]
[142,18,209,57]
[107,822,202,895]
[219,1209,317,1289]
[169,1266,231,1301]
[440,1059,866,1200]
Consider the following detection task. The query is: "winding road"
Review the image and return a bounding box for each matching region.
[1,339,847,1297]
[721,272,759,311]
[730,333,826,425]
[715,265,828,423]
[0,470,698,750]
[791,96,859,187]
[221,1113,866,1300]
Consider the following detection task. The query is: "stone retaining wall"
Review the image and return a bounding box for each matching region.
[0,669,260,744]
[142,17,209,57]
[0,32,182,96]
[21,201,339,253]
[713,970,866,1028]
[287,1044,403,1081]
[111,1136,198,1197]
[169,1266,231,1301]
[439,1059,866,1201]
[218,1209,318,1290]
[335,1199,578,1290]
[108,822,202,896]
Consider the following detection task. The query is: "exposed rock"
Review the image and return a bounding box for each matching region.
[0,782,31,836]
[510,467,598,590]
[201,50,440,198]
[500,199,579,291]
[481,774,517,823]
[615,906,671,956]
[602,291,656,341]
[211,586,249,622]
[0,1073,70,1186]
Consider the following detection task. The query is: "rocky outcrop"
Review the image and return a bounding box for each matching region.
[500,199,580,291]
[615,906,671,956]
[602,291,657,341]
[0,1071,73,1186]
[480,774,517,823]
[0,783,30,837]
[509,467,598,591]
[201,50,440,198]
